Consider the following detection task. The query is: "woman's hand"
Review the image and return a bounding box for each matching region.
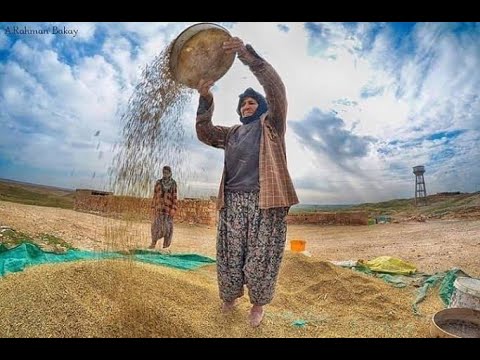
[197,79,215,97]
[222,37,247,56]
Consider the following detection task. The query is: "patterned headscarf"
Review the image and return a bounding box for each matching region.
[160,166,175,193]
[236,88,268,125]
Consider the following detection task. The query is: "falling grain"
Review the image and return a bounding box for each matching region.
[109,42,194,199]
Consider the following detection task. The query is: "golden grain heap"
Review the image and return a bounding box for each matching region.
[0,253,443,338]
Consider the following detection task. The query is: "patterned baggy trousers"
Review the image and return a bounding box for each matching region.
[151,213,174,248]
[217,191,289,306]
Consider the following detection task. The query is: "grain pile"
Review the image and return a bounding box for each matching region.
[0,253,443,337]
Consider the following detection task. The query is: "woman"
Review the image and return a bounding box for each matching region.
[149,165,178,250]
[195,37,298,327]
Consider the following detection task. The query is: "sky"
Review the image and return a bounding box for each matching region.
[0,22,479,204]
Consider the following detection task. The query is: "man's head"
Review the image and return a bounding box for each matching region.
[237,88,268,125]
[163,166,172,179]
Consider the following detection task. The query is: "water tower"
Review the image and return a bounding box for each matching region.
[413,165,427,206]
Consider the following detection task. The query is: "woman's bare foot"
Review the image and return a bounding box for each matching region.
[221,300,237,313]
[248,305,264,327]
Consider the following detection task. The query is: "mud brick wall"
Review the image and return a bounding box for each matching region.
[287,211,368,225]
[74,191,217,225]
[175,199,217,226]
[75,190,366,226]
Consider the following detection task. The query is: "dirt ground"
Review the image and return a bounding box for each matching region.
[1,200,479,277]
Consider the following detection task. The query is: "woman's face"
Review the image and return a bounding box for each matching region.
[240,97,258,117]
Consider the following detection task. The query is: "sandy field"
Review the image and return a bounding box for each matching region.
[1,200,479,277]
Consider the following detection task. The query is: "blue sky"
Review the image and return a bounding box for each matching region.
[0,22,479,204]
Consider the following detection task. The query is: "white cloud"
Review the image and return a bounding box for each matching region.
[1,22,479,203]
[65,22,96,42]
[0,31,10,49]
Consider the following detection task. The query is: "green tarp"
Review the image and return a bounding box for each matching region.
[412,268,467,314]
[0,242,216,277]
[336,258,468,314]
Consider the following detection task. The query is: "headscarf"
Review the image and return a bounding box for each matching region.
[236,88,268,125]
[159,166,175,193]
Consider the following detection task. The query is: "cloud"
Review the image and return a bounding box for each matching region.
[277,24,290,33]
[290,108,376,171]
[0,31,10,50]
[1,22,479,203]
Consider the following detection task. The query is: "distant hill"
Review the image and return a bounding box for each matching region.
[0,178,479,220]
[290,204,353,213]
[293,192,480,220]
[0,179,75,209]
[347,192,480,220]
